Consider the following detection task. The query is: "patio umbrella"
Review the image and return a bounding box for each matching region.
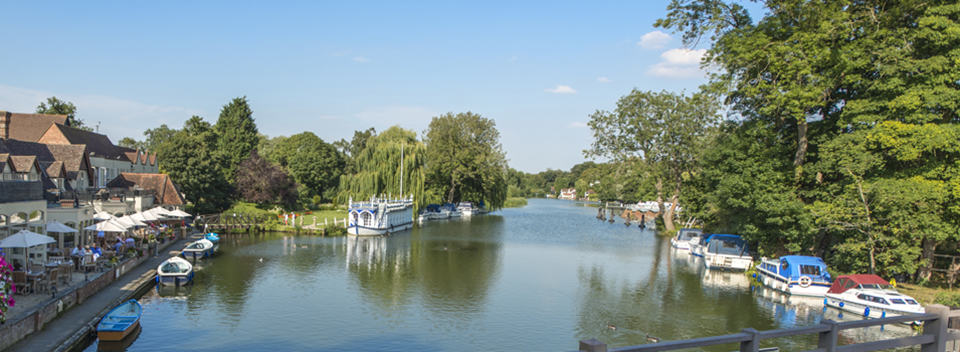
[46,220,79,249]
[0,229,57,268]
[131,211,159,222]
[168,209,192,218]
[147,207,174,218]
[84,219,130,232]
[116,215,147,228]
[93,211,114,221]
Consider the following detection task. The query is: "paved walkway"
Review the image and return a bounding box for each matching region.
[7,238,189,352]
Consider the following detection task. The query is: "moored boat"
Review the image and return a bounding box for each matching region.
[702,234,752,271]
[182,238,216,259]
[756,255,832,296]
[442,203,461,218]
[97,299,142,341]
[671,228,703,251]
[457,202,478,217]
[204,232,220,244]
[157,256,194,286]
[824,274,924,321]
[347,196,414,236]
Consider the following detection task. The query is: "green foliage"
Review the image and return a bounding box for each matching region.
[338,126,436,212]
[142,124,177,152]
[118,137,144,150]
[934,291,960,308]
[36,96,91,131]
[503,197,528,208]
[424,112,508,209]
[213,97,259,182]
[158,116,234,214]
[266,132,344,202]
[235,150,298,207]
[334,127,376,174]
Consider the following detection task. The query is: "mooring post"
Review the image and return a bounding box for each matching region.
[740,328,759,352]
[922,304,950,352]
[579,338,607,352]
[817,319,839,352]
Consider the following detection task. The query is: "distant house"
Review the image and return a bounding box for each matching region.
[559,188,577,200]
[583,189,597,201]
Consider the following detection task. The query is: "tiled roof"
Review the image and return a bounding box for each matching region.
[43,161,66,178]
[106,173,185,205]
[0,153,9,173]
[6,113,67,142]
[0,138,93,181]
[9,155,38,173]
[42,124,127,160]
[123,150,140,164]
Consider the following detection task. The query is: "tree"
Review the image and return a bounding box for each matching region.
[36,96,91,131]
[271,132,345,202]
[118,137,144,150]
[213,97,259,181]
[338,127,435,211]
[334,127,376,174]
[158,116,233,214]
[235,150,297,207]
[585,90,719,231]
[424,112,508,209]
[142,124,178,152]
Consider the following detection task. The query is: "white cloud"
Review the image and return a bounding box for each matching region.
[0,84,201,140]
[646,48,708,78]
[545,85,577,94]
[352,56,371,63]
[568,121,588,128]
[638,30,671,49]
[660,48,706,65]
[596,76,611,83]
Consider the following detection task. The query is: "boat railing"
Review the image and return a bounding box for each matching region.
[579,304,960,352]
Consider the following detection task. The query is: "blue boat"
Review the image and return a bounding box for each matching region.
[97,299,142,341]
[203,232,220,244]
[756,255,832,296]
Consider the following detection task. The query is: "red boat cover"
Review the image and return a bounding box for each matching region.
[827,274,891,294]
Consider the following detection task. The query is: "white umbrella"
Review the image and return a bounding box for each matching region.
[0,229,57,268]
[46,221,78,233]
[168,209,192,218]
[116,215,147,227]
[131,211,159,222]
[148,207,174,217]
[93,211,114,221]
[84,219,130,232]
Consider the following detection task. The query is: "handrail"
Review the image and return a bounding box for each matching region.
[581,305,954,352]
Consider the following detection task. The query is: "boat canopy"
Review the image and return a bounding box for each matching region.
[827,274,891,294]
[704,234,749,256]
[424,204,441,212]
[677,228,703,241]
[777,255,830,281]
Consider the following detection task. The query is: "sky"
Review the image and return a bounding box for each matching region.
[0,1,751,173]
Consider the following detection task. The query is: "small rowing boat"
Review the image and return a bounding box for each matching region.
[157,256,194,286]
[97,299,142,341]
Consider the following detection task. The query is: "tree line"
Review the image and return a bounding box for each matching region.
[579,0,959,283]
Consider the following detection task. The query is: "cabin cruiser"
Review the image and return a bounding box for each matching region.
[824,274,924,321]
[756,255,832,296]
[702,234,752,271]
[347,196,414,236]
[671,228,703,251]
[442,203,461,218]
[458,202,478,217]
[156,256,194,286]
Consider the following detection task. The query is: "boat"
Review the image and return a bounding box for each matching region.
[96,324,141,351]
[690,234,710,257]
[156,256,194,286]
[182,238,216,260]
[347,196,414,236]
[671,228,703,250]
[824,274,924,321]
[203,232,220,244]
[756,255,832,296]
[457,202,478,217]
[417,204,442,223]
[442,203,461,218]
[702,234,752,271]
[97,299,142,341]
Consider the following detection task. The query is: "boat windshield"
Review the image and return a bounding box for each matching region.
[709,239,748,256]
[799,265,822,276]
[679,231,700,241]
[162,263,189,274]
[860,283,892,290]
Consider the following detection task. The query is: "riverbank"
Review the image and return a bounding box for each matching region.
[3,235,190,352]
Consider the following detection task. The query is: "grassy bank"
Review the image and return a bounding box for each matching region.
[504,197,528,208]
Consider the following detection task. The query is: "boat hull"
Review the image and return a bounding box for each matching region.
[157,272,194,286]
[670,239,691,250]
[824,292,925,322]
[97,299,142,342]
[348,222,413,236]
[756,267,830,296]
[703,253,752,271]
[98,320,139,341]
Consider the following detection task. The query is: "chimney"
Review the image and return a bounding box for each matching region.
[0,111,10,139]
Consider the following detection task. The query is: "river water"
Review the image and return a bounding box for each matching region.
[83,198,915,351]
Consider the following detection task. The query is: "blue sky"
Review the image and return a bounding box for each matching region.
[0,1,749,173]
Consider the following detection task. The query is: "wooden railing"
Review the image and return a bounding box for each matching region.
[579,304,958,352]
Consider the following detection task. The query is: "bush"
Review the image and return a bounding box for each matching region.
[934,291,960,308]
[503,197,528,208]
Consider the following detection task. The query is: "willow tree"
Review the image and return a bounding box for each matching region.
[337,126,436,211]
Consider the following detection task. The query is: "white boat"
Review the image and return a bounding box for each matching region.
[181,238,216,260]
[671,228,703,250]
[443,203,461,218]
[457,202,478,217]
[756,255,832,296]
[347,196,414,236]
[824,274,924,321]
[702,234,753,271]
[156,256,194,286]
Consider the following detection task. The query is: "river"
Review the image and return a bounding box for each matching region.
[82,198,915,351]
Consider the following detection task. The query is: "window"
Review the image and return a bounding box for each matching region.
[361,212,372,226]
[906,299,918,305]
[800,265,821,276]
[890,298,905,304]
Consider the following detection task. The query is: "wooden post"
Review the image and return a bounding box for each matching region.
[740,328,759,352]
[818,319,838,352]
[922,304,950,352]
[579,339,607,352]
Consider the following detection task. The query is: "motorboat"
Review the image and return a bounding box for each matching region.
[442,203,461,218]
[203,232,220,244]
[417,204,442,223]
[347,196,414,236]
[690,235,709,257]
[157,256,194,286]
[458,202,478,217]
[756,255,832,296]
[97,299,142,341]
[671,228,703,250]
[182,239,216,260]
[824,274,924,321]
[702,234,752,271]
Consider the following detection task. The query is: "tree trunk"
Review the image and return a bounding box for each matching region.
[655,177,664,217]
[662,176,680,232]
[447,177,457,204]
[794,118,808,168]
[918,238,937,281]
[868,243,876,275]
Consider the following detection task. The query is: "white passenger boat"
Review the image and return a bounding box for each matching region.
[756,255,832,296]
[824,274,924,321]
[671,228,703,251]
[702,234,752,271]
[156,256,194,286]
[347,196,414,236]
